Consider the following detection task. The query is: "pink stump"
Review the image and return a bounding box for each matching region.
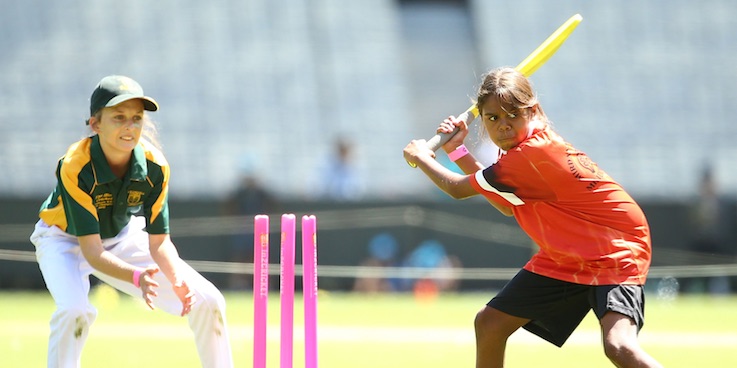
[253,215,269,368]
[280,214,296,368]
[302,215,318,368]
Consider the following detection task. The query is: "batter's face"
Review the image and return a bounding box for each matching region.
[479,97,536,151]
[91,99,145,155]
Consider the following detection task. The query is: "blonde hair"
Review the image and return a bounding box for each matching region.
[141,115,162,150]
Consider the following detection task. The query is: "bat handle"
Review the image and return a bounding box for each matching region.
[426,128,457,152]
[407,106,478,168]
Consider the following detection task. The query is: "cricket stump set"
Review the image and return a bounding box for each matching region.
[253,214,318,368]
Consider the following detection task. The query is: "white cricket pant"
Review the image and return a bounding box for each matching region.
[30,217,234,368]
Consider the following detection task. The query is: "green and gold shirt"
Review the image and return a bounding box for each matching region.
[39,135,170,239]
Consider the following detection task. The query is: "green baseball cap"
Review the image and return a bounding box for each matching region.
[89,75,159,117]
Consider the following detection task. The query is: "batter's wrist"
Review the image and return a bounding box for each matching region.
[448,144,470,162]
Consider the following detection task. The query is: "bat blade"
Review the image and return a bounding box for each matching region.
[516,14,583,76]
[411,13,583,166]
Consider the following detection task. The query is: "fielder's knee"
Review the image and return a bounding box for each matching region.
[205,287,226,308]
[192,282,227,316]
[51,304,96,338]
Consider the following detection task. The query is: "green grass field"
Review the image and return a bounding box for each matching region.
[2,288,736,367]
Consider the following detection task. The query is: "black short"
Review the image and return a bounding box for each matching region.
[487,269,645,347]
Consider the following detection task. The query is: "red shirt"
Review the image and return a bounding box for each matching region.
[469,126,651,285]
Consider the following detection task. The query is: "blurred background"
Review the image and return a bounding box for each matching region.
[1,0,736,295]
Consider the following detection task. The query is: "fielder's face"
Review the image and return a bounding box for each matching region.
[480,97,535,151]
[91,99,145,155]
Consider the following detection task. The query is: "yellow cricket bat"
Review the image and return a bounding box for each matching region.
[410,14,583,167]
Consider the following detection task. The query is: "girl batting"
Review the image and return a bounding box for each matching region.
[404,67,662,368]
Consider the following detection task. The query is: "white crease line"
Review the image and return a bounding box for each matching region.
[4,323,737,346]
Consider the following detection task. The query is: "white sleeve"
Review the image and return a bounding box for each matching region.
[473,170,525,206]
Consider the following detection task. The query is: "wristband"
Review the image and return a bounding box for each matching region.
[133,270,143,288]
[448,144,469,162]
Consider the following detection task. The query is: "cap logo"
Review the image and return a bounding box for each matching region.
[117,77,135,92]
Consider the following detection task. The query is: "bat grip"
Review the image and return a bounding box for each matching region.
[426,108,476,152]
[407,107,477,168]
[426,129,457,152]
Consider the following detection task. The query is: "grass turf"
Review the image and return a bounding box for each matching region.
[1,288,736,367]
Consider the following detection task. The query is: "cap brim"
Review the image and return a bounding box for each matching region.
[105,95,159,112]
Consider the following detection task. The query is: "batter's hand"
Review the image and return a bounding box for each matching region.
[173,279,196,317]
[438,115,469,153]
[139,266,160,310]
[403,139,436,168]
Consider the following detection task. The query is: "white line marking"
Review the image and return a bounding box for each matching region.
[5,322,736,347]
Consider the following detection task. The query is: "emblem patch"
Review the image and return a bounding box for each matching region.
[127,190,144,207]
[566,145,609,191]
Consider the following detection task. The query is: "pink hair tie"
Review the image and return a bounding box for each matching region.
[448,144,469,162]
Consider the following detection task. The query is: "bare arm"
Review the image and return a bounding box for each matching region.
[148,234,182,284]
[149,233,195,316]
[408,146,478,199]
[404,115,514,216]
[79,234,161,309]
[445,149,514,217]
[78,234,141,282]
